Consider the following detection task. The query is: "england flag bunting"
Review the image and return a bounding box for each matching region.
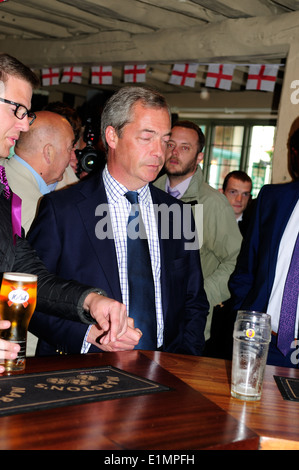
[205,64,236,90]
[41,68,60,86]
[61,66,83,84]
[91,66,113,85]
[169,63,199,87]
[38,63,280,91]
[246,64,279,92]
[124,65,147,83]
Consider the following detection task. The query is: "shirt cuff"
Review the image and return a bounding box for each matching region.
[81,325,92,353]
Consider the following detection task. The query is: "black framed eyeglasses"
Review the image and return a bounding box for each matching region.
[0,97,36,125]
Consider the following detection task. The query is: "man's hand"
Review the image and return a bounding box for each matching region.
[83,293,128,344]
[0,321,20,373]
[87,317,142,352]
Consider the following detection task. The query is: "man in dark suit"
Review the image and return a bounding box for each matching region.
[28,86,209,356]
[229,118,299,367]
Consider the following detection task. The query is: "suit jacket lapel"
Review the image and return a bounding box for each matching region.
[266,183,299,292]
[76,174,122,301]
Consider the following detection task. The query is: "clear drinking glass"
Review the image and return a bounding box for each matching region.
[231,310,271,401]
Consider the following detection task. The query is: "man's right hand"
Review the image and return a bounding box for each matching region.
[83,293,129,343]
[87,317,142,352]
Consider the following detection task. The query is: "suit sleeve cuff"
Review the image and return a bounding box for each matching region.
[76,289,108,324]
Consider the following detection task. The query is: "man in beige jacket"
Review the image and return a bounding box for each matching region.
[0,110,77,234]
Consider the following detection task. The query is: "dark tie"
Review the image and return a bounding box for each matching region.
[167,187,180,198]
[277,233,299,356]
[125,191,157,350]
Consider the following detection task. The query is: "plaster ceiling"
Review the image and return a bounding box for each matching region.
[0,0,297,98]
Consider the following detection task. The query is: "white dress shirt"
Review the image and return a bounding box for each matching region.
[267,200,299,336]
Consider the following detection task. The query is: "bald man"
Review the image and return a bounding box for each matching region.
[0,110,76,234]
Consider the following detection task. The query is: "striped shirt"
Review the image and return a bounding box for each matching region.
[81,165,164,352]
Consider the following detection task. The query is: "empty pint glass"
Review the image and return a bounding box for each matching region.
[0,272,37,372]
[231,311,271,401]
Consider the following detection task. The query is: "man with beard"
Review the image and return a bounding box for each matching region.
[154,120,242,346]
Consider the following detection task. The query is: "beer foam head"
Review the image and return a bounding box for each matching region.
[3,272,37,283]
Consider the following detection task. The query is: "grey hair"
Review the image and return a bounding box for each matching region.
[100,86,171,152]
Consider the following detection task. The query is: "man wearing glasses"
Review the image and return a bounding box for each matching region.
[0,97,36,125]
[0,53,138,370]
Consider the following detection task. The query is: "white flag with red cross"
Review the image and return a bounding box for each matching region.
[169,63,199,87]
[124,65,147,83]
[41,68,60,86]
[91,66,113,85]
[205,64,236,90]
[61,66,83,84]
[246,65,279,92]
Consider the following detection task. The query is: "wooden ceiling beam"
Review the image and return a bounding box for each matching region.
[191,0,288,17]
[2,11,298,68]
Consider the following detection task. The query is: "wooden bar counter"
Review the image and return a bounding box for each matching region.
[144,351,299,450]
[0,350,298,450]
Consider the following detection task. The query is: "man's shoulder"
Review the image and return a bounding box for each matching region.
[153,173,167,190]
[51,172,103,200]
[0,156,26,173]
[0,157,8,167]
[0,156,38,193]
[195,180,231,208]
[259,181,299,196]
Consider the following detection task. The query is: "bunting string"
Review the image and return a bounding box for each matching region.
[40,63,281,92]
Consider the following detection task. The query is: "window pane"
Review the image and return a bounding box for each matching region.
[208,125,244,189]
[247,126,275,198]
[198,124,206,169]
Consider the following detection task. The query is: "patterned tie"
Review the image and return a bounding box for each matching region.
[0,165,11,199]
[277,233,299,356]
[125,191,157,350]
[167,186,180,198]
[0,165,22,243]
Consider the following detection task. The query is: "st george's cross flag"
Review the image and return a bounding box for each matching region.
[124,65,147,83]
[41,68,60,86]
[246,64,279,92]
[61,66,83,84]
[205,64,236,90]
[91,66,113,85]
[169,63,199,87]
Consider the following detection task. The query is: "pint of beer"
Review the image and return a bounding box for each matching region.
[0,272,37,372]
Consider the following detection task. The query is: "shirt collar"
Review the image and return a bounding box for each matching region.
[165,174,193,199]
[103,164,151,205]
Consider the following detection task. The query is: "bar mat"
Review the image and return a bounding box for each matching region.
[274,375,299,401]
[0,366,171,416]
